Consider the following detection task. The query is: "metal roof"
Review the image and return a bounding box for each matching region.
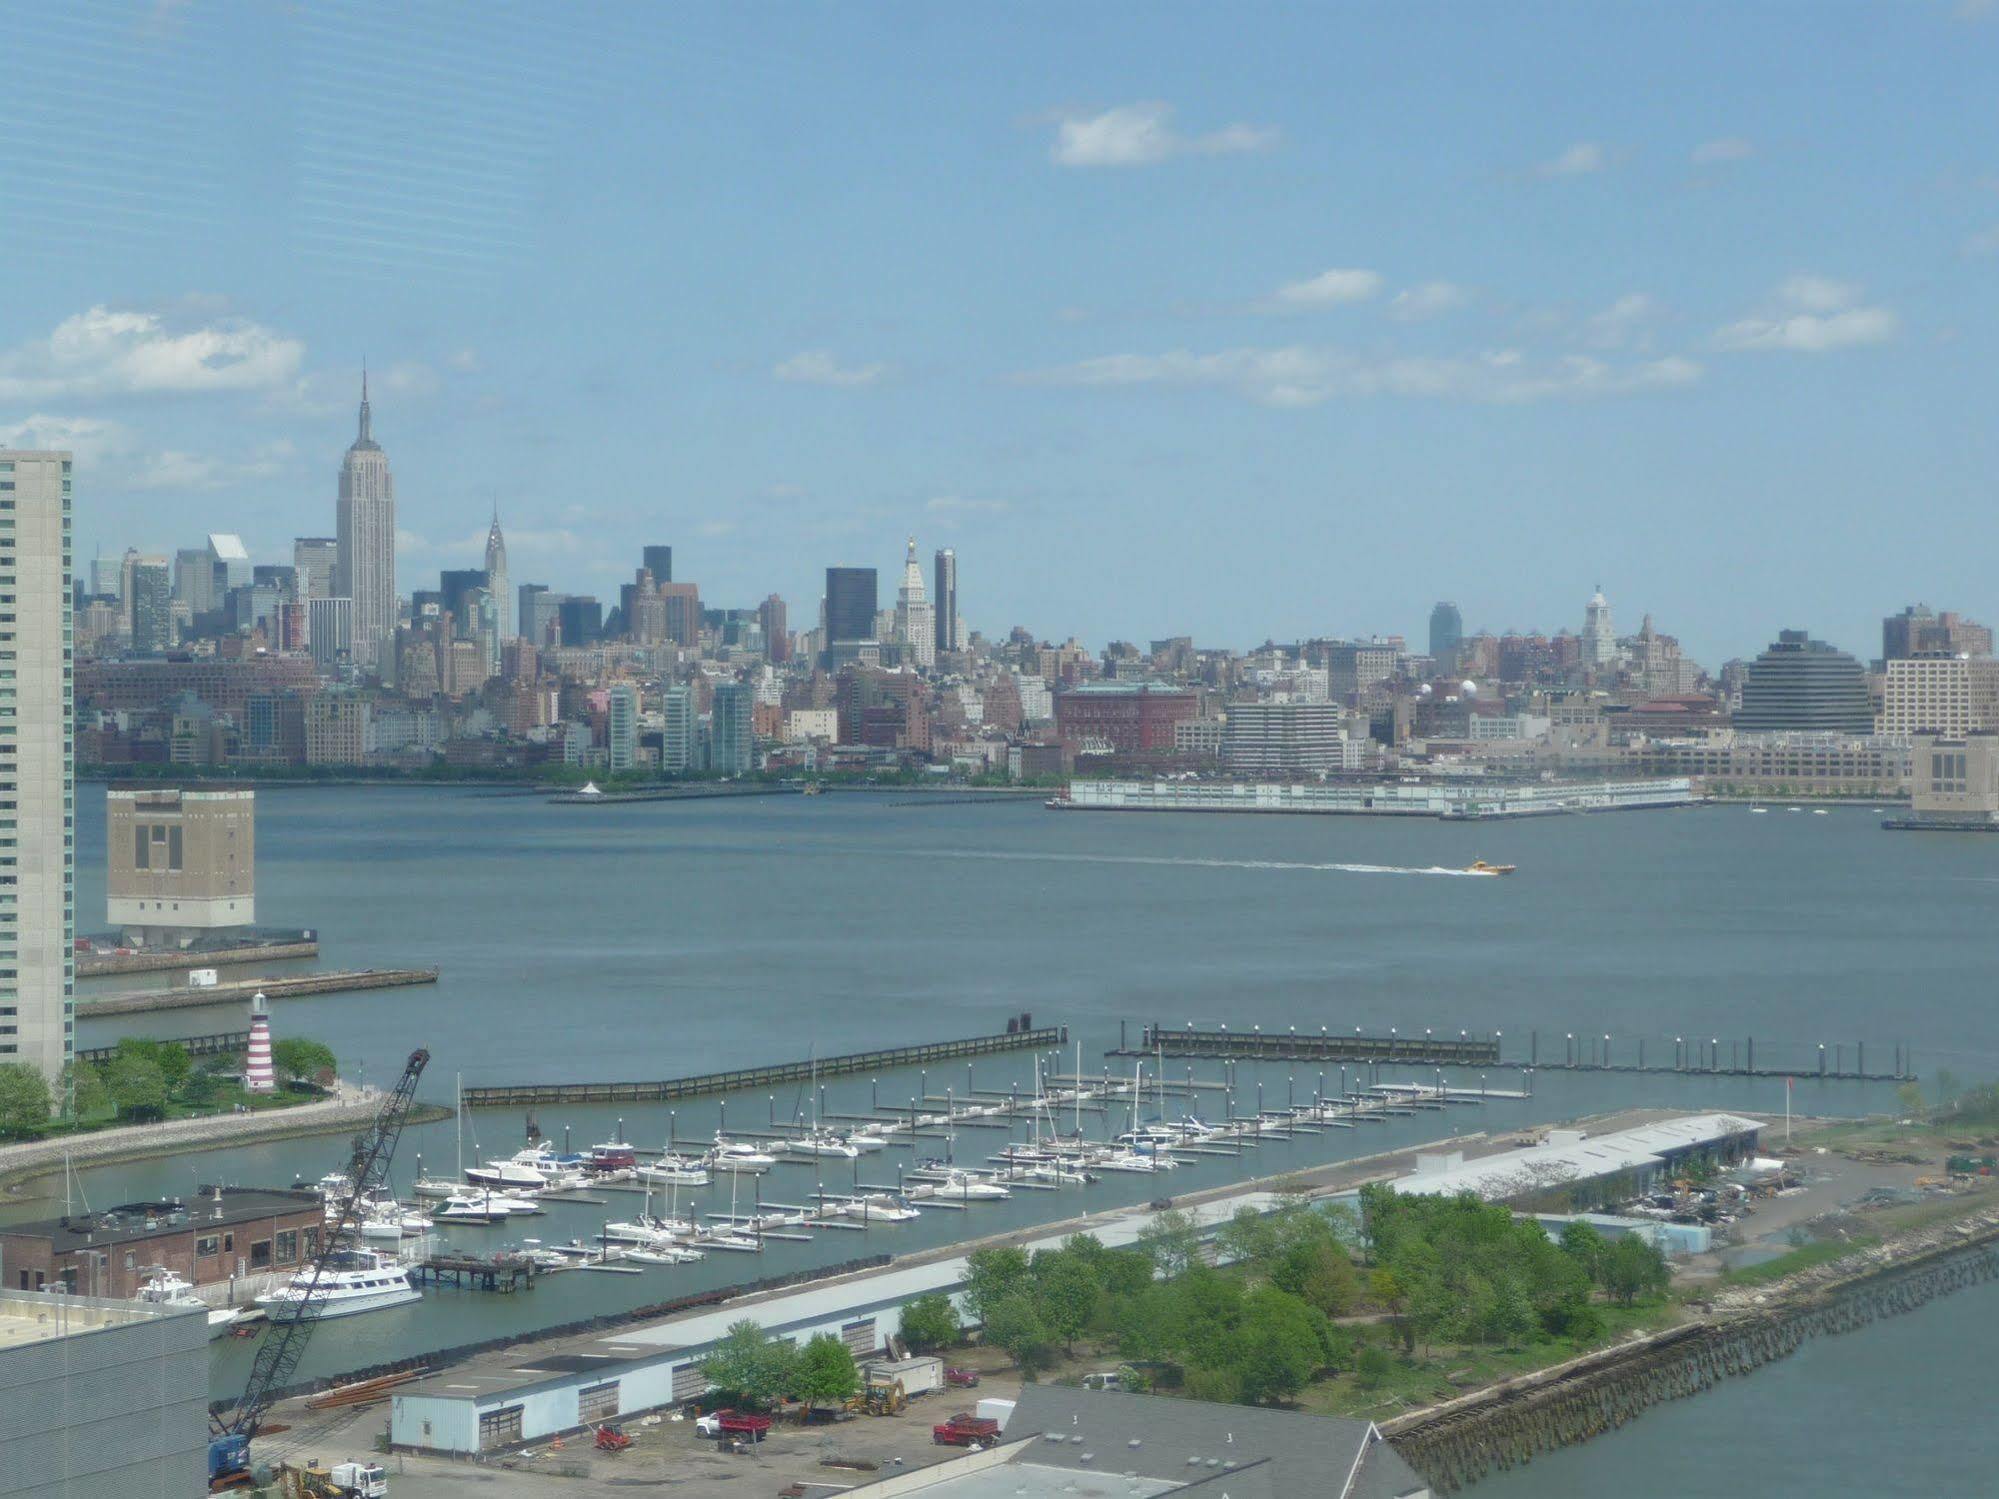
[1390,1113,1763,1202]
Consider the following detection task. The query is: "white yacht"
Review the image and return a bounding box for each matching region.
[636,1154,711,1187]
[925,1170,1011,1201]
[787,1132,860,1160]
[625,1243,706,1265]
[433,1192,510,1225]
[134,1267,243,1339]
[691,1226,762,1252]
[846,1128,890,1152]
[600,1213,695,1244]
[707,1136,778,1172]
[254,1249,421,1320]
[834,1195,920,1222]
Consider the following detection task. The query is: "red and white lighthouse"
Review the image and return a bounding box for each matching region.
[245,992,276,1094]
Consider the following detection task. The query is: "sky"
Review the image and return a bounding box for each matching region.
[4,1,1998,667]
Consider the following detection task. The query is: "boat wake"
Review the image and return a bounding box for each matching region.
[884,848,1491,877]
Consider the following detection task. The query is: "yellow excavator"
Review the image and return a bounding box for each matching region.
[846,1374,907,1417]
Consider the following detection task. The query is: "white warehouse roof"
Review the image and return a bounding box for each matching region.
[1390,1113,1763,1203]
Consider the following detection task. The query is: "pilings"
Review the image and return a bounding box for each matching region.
[462,1026,1069,1108]
[1118,1022,1501,1067]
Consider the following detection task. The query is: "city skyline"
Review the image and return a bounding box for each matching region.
[4,5,1999,664]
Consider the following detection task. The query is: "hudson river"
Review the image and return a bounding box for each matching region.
[28,784,1999,1492]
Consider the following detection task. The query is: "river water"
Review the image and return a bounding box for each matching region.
[20,785,1999,1491]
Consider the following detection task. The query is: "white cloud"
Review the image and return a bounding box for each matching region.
[0,413,129,464]
[773,350,888,388]
[1692,137,1753,164]
[1388,282,1471,321]
[1020,344,1699,408]
[1714,277,1898,353]
[1539,142,1607,177]
[1274,268,1384,308]
[927,495,1012,516]
[447,349,480,373]
[1585,293,1662,349]
[1049,102,1277,168]
[697,519,736,538]
[0,305,304,401]
[377,361,440,397]
[125,439,295,491]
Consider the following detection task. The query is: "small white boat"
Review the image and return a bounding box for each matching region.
[846,1129,890,1152]
[601,1214,695,1244]
[1749,806,1768,814]
[434,1193,509,1224]
[787,1132,860,1160]
[1092,1152,1159,1174]
[625,1244,706,1265]
[925,1171,1010,1201]
[134,1267,243,1339]
[691,1227,762,1252]
[707,1136,778,1172]
[836,1196,920,1223]
[637,1154,711,1187]
[1812,808,1830,816]
[255,1249,421,1320]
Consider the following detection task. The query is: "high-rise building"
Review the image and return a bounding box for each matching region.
[710,679,755,773]
[89,553,122,600]
[606,684,638,772]
[439,569,487,629]
[485,510,511,640]
[1221,702,1357,776]
[1734,630,1874,732]
[0,451,75,1085]
[824,566,877,646]
[896,537,935,670]
[293,537,338,599]
[307,596,355,670]
[557,595,603,646]
[1882,604,1994,663]
[1582,587,1616,668]
[933,548,958,655]
[207,533,251,600]
[642,545,673,584]
[1429,601,1462,671]
[519,583,559,646]
[1880,654,1999,737]
[759,594,789,662]
[129,557,172,653]
[335,372,396,668]
[661,684,696,773]
[658,582,701,648]
[174,547,215,616]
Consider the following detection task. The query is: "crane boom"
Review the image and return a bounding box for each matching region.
[212,1048,430,1461]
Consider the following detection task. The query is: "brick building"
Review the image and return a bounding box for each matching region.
[0,1186,324,1298]
[1053,680,1198,754]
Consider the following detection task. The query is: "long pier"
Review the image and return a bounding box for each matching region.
[77,968,439,1018]
[77,1029,249,1064]
[462,1025,1069,1108]
[1117,1022,1502,1067]
[76,935,319,978]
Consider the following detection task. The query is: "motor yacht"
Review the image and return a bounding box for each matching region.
[835,1196,921,1222]
[625,1243,706,1265]
[254,1249,421,1320]
[637,1154,711,1187]
[433,1192,510,1224]
[707,1136,778,1172]
[787,1132,860,1160]
[134,1267,243,1338]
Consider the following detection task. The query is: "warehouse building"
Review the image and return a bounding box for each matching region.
[0,1285,208,1498]
[1386,1114,1763,1211]
[0,1186,323,1300]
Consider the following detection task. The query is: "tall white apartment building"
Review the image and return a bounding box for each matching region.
[1879,654,1999,738]
[0,450,75,1085]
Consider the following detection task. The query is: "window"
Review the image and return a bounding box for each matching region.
[478,1405,524,1449]
[197,1234,220,1257]
[276,1229,299,1263]
[249,1239,272,1269]
[579,1381,621,1423]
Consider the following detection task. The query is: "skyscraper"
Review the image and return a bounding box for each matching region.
[485,510,511,640]
[759,593,789,663]
[896,537,936,670]
[661,684,695,772]
[1582,586,1616,667]
[824,567,877,646]
[129,557,172,653]
[1734,630,1874,732]
[933,547,958,655]
[710,679,755,773]
[0,451,75,1085]
[174,547,215,616]
[607,683,638,772]
[335,371,396,669]
[642,545,673,584]
[293,537,338,599]
[1428,601,1462,671]
[307,596,354,669]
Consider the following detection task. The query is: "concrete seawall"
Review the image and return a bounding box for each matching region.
[0,1087,420,1197]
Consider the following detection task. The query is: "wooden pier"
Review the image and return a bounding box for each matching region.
[410,1254,535,1292]
[78,967,440,1018]
[462,1025,1068,1108]
[77,1029,249,1064]
[1116,1022,1502,1067]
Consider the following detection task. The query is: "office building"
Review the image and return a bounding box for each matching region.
[173,546,215,617]
[895,537,935,670]
[485,511,511,640]
[657,581,701,647]
[335,371,396,667]
[1054,680,1199,754]
[642,544,673,584]
[128,556,172,652]
[0,451,74,1086]
[0,1285,209,1496]
[1221,701,1356,775]
[709,679,755,773]
[661,684,695,773]
[304,691,372,765]
[519,583,559,646]
[439,567,487,629]
[824,566,878,647]
[1325,641,1400,699]
[606,684,638,772]
[1429,599,1463,671]
[105,786,255,946]
[1733,630,1874,733]
[933,547,958,655]
[307,595,355,670]
[88,553,122,600]
[1879,654,1999,737]
[292,536,338,599]
[759,593,788,662]
[1903,733,1999,828]
[1582,586,1616,667]
[557,595,603,647]
[1883,604,1993,663]
[207,531,251,598]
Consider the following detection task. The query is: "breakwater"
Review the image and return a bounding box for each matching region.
[462,1023,1066,1107]
[1384,1210,1999,1493]
[76,937,320,977]
[78,967,439,1017]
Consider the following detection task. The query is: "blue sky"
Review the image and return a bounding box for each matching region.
[4,1,1998,666]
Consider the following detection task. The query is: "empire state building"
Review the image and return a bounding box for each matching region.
[335,372,396,667]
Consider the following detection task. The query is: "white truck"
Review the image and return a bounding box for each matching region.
[863,1355,944,1397]
[329,1461,388,1498]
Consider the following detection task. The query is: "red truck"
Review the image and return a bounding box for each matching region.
[933,1414,1002,1447]
[696,1410,773,1441]
[943,1368,981,1389]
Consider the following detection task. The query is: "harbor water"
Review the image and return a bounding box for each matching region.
[15,784,1999,1492]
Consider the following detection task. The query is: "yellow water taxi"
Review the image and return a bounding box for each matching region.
[1466,859,1517,876]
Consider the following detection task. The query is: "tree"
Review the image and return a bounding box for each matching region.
[113,1038,191,1093]
[1354,1344,1395,1391]
[792,1333,859,1412]
[1557,1220,1608,1283]
[0,1062,51,1137]
[1032,1249,1103,1355]
[271,1038,338,1089]
[1230,1287,1328,1405]
[963,1245,1032,1325]
[1602,1234,1670,1306]
[899,1293,961,1353]
[63,1063,110,1120]
[982,1292,1054,1375]
[103,1053,168,1121]
[1271,1235,1361,1316]
[699,1319,799,1408]
[1136,1209,1201,1277]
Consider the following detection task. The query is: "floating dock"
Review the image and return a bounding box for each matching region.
[462,1025,1067,1108]
[1116,1022,1502,1067]
[77,968,440,1018]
